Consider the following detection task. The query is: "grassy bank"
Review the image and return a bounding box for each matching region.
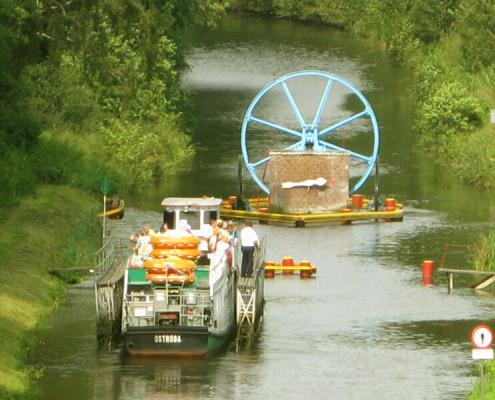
[469,362,495,399]
[0,185,100,399]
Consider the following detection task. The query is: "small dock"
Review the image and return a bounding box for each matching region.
[434,243,495,293]
[438,268,495,293]
[264,257,317,278]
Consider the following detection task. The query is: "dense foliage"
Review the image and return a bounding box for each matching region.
[0,0,227,215]
[231,0,495,189]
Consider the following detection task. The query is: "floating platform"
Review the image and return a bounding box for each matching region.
[264,257,317,279]
[220,196,403,227]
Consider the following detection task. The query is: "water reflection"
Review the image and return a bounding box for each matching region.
[377,319,495,348]
[115,357,219,399]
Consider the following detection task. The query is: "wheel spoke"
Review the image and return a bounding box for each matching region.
[319,140,371,163]
[249,156,272,170]
[281,81,306,129]
[312,79,333,128]
[318,109,369,138]
[250,116,302,139]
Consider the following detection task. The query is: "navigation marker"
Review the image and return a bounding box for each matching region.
[471,324,493,360]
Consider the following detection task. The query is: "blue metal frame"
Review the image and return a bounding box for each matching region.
[241,70,380,194]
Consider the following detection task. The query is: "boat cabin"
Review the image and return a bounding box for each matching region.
[161,197,223,237]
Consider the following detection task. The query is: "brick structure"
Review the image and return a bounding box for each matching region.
[267,151,349,213]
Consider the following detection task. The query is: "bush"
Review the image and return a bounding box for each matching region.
[98,116,194,188]
[388,19,421,64]
[415,80,483,151]
[0,148,36,217]
[458,0,495,71]
[31,136,82,185]
[455,128,495,188]
[413,58,446,105]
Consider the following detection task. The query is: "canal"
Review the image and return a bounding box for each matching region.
[31,14,495,400]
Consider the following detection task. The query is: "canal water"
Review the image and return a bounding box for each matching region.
[32,14,495,400]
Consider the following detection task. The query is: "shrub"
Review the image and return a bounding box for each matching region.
[31,136,82,185]
[0,148,36,217]
[98,116,194,188]
[388,19,421,64]
[455,128,495,188]
[415,80,483,151]
[458,0,495,71]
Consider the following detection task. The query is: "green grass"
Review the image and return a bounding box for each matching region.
[0,185,100,398]
[471,232,495,272]
[469,361,495,399]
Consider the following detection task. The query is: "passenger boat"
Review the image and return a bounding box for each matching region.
[121,197,236,357]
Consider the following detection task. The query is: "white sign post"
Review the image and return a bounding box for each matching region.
[471,324,493,400]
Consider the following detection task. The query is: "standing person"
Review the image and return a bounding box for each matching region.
[208,220,220,252]
[227,221,238,245]
[240,221,259,277]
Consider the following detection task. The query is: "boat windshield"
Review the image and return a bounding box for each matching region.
[180,210,201,230]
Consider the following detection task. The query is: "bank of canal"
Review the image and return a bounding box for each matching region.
[31,14,495,399]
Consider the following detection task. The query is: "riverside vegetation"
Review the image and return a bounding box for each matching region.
[0,1,228,398]
[231,0,495,189]
[231,1,495,399]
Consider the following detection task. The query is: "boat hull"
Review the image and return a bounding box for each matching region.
[124,325,233,357]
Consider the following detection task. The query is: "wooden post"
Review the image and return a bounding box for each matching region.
[473,274,495,290]
[448,272,454,294]
[480,363,484,400]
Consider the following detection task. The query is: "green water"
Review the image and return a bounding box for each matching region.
[31,14,495,400]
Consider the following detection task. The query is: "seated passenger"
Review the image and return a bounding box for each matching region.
[143,224,156,236]
[130,231,141,254]
[137,231,153,257]
[183,223,193,236]
[158,223,169,235]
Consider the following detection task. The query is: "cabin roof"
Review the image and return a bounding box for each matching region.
[161,197,223,209]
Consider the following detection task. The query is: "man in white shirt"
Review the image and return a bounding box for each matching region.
[240,221,259,277]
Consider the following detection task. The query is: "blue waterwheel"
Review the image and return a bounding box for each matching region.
[241,70,380,195]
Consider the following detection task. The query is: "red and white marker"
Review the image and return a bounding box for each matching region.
[471,324,494,360]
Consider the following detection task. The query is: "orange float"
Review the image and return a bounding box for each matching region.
[384,198,397,210]
[146,267,195,285]
[150,235,200,249]
[151,247,202,260]
[144,257,196,272]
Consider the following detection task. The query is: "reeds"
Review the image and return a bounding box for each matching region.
[472,232,495,272]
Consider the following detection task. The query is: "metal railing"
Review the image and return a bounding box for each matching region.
[93,236,128,275]
[123,289,212,328]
